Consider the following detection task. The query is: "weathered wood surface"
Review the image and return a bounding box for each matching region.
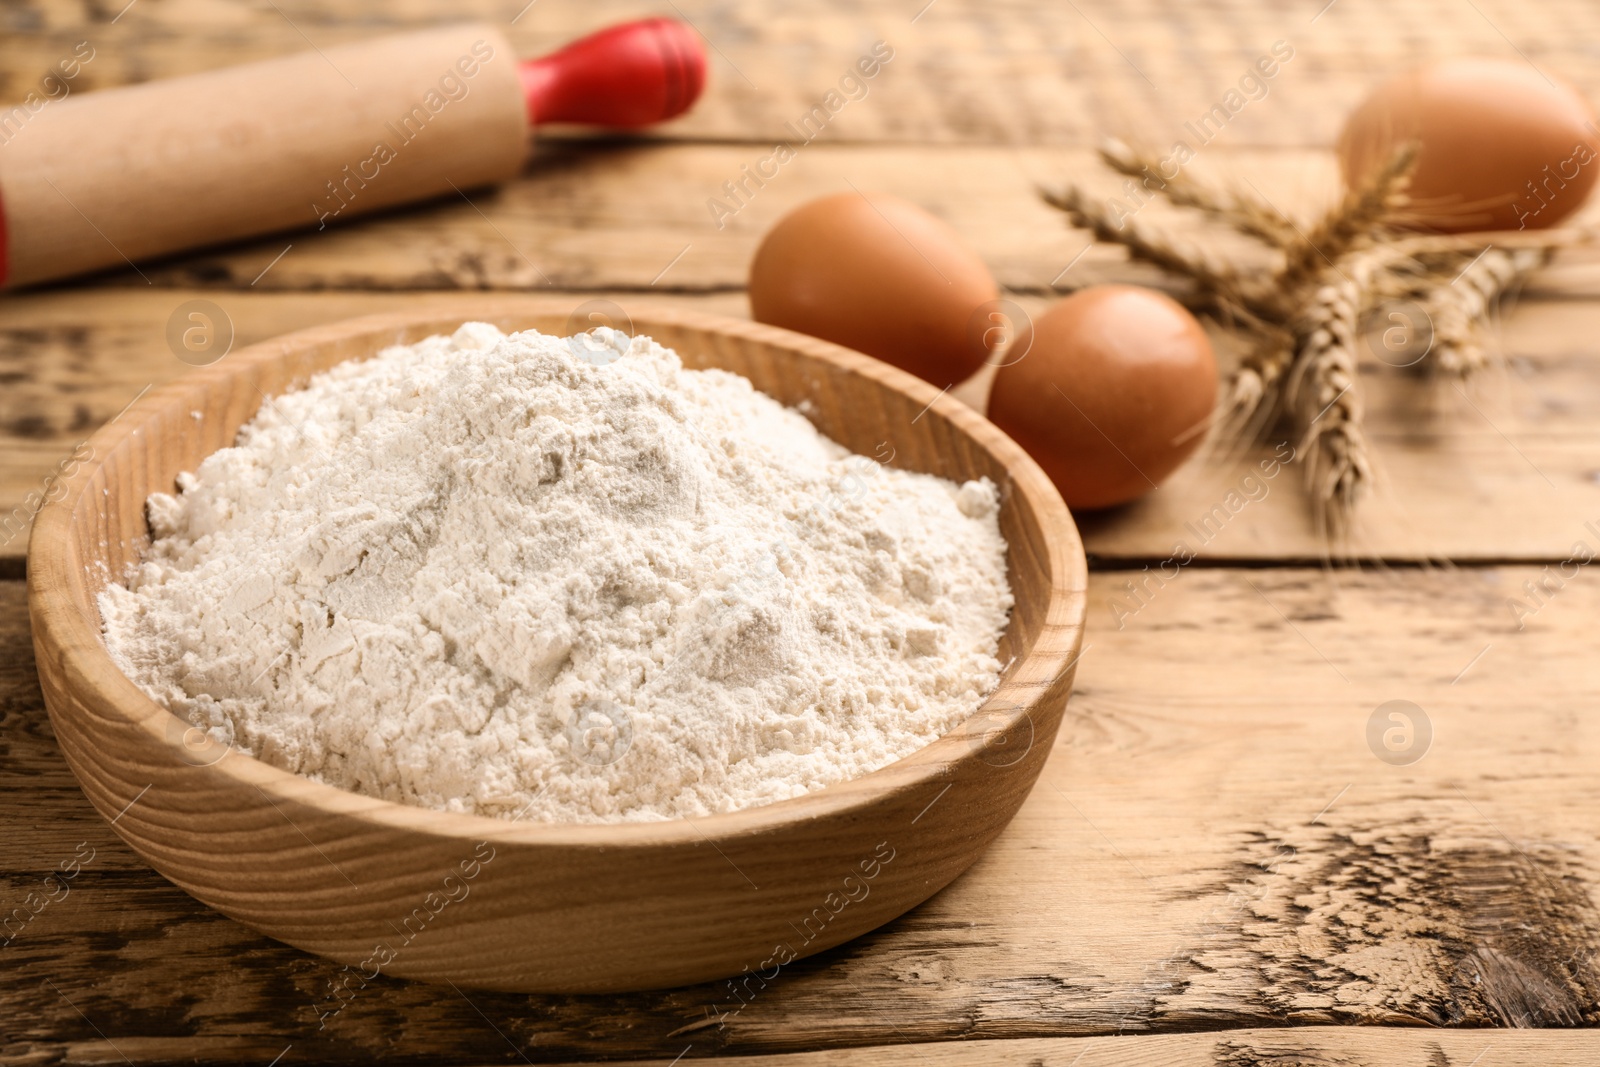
[8,0,1600,1061]
[7,286,1600,565]
[4,0,1599,149]
[25,301,1086,996]
[552,1030,1600,1067]
[19,144,1600,295]
[7,563,1600,1061]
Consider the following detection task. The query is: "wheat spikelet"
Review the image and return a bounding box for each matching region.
[1220,329,1294,444]
[1393,226,1594,256]
[1271,143,1418,312]
[1422,247,1551,378]
[1040,140,1578,527]
[1219,153,1418,450]
[1286,278,1368,533]
[1221,244,1397,446]
[1097,138,1297,247]
[1039,183,1273,313]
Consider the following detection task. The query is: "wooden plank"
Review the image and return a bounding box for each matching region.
[5,0,1597,1061]
[3,0,1599,148]
[53,143,1264,293]
[6,564,1600,1060]
[6,287,1600,565]
[10,1032,1600,1067]
[543,1030,1600,1066]
[53,144,1598,294]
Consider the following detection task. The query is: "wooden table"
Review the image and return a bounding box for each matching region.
[6,1,1600,1063]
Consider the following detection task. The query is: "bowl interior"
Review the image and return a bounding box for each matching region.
[41,301,1084,833]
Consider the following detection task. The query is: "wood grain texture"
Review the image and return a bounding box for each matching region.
[44,143,1598,295]
[7,561,1600,1060]
[4,0,1599,148]
[6,0,1600,1059]
[25,302,1087,993]
[6,287,1600,566]
[563,1030,1600,1066]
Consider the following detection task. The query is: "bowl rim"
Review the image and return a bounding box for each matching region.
[28,299,1088,848]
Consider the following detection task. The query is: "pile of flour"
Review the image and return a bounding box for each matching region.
[100,323,1013,823]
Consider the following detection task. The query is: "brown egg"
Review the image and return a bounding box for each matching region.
[749,192,999,386]
[1339,58,1600,232]
[987,286,1216,511]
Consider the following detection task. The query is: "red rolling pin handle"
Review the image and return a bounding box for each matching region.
[520,18,706,127]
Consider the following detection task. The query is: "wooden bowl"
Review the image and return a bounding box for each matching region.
[28,300,1087,993]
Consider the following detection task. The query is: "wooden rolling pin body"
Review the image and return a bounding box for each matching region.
[1,24,528,287]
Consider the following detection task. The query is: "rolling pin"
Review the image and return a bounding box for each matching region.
[0,19,705,288]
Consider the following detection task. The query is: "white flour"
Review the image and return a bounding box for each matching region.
[100,324,1013,823]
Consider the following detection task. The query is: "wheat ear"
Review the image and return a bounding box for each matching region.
[1286,277,1368,534]
[1421,247,1551,378]
[1039,183,1270,312]
[1097,138,1298,247]
[1216,328,1295,466]
[1270,143,1418,312]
